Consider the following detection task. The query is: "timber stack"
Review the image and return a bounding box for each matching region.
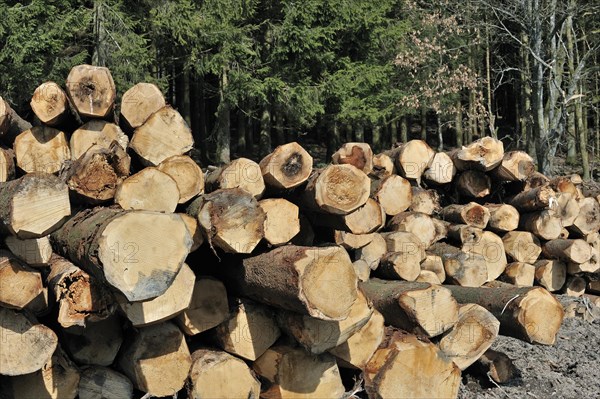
[0,64,598,399]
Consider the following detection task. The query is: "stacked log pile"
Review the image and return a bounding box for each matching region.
[1,64,598,399]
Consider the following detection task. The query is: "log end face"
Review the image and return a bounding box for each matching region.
[517,288,564,345]
[399,285,459,337]
[66,64,116,118]
[315,164,370,215]
[121,83,166,128]
[261,142,313,189]
[30,82,68,125]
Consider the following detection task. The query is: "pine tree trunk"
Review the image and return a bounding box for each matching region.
[215,68,231,163]
[259,106,272,158]
[455,99,463,147]
[400,115,408,143]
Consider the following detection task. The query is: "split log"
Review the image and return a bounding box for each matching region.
[30,81,69,125]
[0,307,58,376]
[550,192,580,227]
[440,202,490,229]
[61,316,123,366]
[370,174,412,215]
[206,157,265,198]
[78,367,133,399]
[355,233,387,269]
[423,151,456,184]
[0,252,44,310]
[508,185,556,212]
[456,170,491,198]
[277,290,373,354]
[492,150,535,181]
[570,197,600,236]
[332,142,373,174]
[542,239,592,264]
[120,82,166,129]
[115,167,179,212]
[253,346,345,399]
[3,347,79,399]
[387,211,437,248]
[51,207,192,301]
[129,105,194,166]
[472,350,516,384]
[157,154,204,203]
[446,224,483,245]
[14,126,70,173]
[438,303,500,370]
[0,146,15,182]
[1,156,63,222]
[188,349,261,399]
[361,279,458,337]
[117,322,192,397]
[520,210,563,240]
[533,260,567,292]
[259,198,300,246]
[223,245,358,320]
[334,231,375,250]
[421,254,446,282]
[70,120,128,160]
[116,263,195,327]
[370,153,395,178]
[364,330,461,399]
[213,299,280,361]
[4,235,52,266]
[563,276,586,297]
[328,310,385,370]
[410,187,441,215]
[179,213,205,252]
[48,254,114,327]
[443,284,564,345]
[66,64,116,118]
[175,277,229,335]
[65,142,130,204]
[462,231,507,281]
[187,188,265,254]
[301,164,370,215]
[0,96,32,143]
[309,197,385,234]
[259,142,313,190]
[429,242,488,287]
[484,203,520,232]
[500,262,535,287]
[502,231,542,263]
[451,136,504,171]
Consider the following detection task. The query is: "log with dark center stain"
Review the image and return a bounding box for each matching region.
[281,152,303,178]
[338,146,367,171]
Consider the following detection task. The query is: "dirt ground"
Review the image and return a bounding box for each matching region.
[459,297,600,399]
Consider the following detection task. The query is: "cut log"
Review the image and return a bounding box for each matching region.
[440,202,490,229]
[390,139,436,180]
[416,269,442,284]
[115,167,179,212]
[570,197,600,236]
[451,136,504,171]
[563,276,586,297]
[117,322,192,397]
[0,252,44,310]
[432,217,449,243]
[332,142,373,174]
[533,260,567,292]
[355,233,387,269]
[472,350,516,384]
[129,105,194,166]
[370,174,412,215]
[423,151,456,184]
[352,259,371,281]
[0,146,15,182]
[206,157,265,198]
[78,367,133,399]
[310,197,385,234]
[175,277,229,335]
[500,262,535,287]
[179,213,205,252]
[157,154,204,203]
[3,346,79,399]
[484,203,520,232]
[66,64,116,118]
[253,346,345,399]
[438,303,500,370]
[542,239,592,264]
[61,316,123,366]
[550,176,579,197]
[70,120,128,160]
[4,235,53,266]
[187,188,265,253]
[334,231,375,250]
[0,307,58,376]
[364,330,461,399]
[301,164,370,215]
[116,263,195,327]
[360,278,458,337]
[30,81,69,125]
[259,198,300,246]
[51,207,192,301]
[387,211,437,248]
[508,185,556,212]
[65,142,130,204]
[328,310,385,370]
[456,170,491,198]
[0,96,32,143]
[446,224,483,245]
[444,284,564,345]
[429,242,488,287]
[0,173,71,239]
[502,231,542,263]
[188,349,261,399]
[375,249,424,281]
[462,230,507,282]
[213,299,281,361]
[48,254,114,328]
[421,254,446,282]
[567,233,600,274]
[492,150,535,181]
[560,227,570,238]
[120,82,166,129]
[370,153,395,178]
[550,192,580,227]
[520,210,562,240]
[409,187,441,215]
[259,141,313,190]
[277,290,373,354]
[14,126,70,173]
[222,245,358,320]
